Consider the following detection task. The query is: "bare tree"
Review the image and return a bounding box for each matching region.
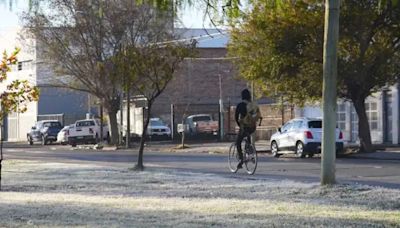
[22,0,174,144]
[114,38,194,170]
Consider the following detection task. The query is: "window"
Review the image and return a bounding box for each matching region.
[308,121,322,129]
[336,103,346,130]
[292,121,303,130]
[16,60,32,71]
[192,116,211,122]
[43,122,61,128]
[77,121,95,127]
[281,122,293,132]
[366,101,378,130]
[351,107,358,141]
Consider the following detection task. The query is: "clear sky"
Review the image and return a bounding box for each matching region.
[0,2,211,28]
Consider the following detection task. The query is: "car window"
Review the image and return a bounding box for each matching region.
[192,116,211,122]
[150,120,165,126]
[292,121,303,130]
[43,122,61,128]
[76,121,95,127]
[281,122,293,132]
[308,121,322,129]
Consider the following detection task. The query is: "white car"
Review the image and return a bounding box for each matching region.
[147,118,171,139]
[68,119,109,146]
[57,125,74,145]
[270,117,344,158]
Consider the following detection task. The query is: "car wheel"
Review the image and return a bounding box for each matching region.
[28,136,33,145]
[41,135,47,146]
[296,141,306,158]
[271,141,280,158]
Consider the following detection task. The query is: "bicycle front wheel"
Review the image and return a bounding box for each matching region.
[245,144,258,175]
[228,143,239,173]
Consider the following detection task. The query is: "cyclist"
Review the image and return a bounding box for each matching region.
[235,89,262,169]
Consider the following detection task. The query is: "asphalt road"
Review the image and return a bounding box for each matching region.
[3,144,400,189]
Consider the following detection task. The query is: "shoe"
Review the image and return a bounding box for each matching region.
[237,160,243,169]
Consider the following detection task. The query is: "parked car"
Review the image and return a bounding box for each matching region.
[68,119,109,147]
[270,117,344,158]
[185,114,219,136]
[147,118,171,139]
[57,124,74,145]
[27,120,63,145]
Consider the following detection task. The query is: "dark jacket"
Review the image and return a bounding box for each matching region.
[235,101,248,127]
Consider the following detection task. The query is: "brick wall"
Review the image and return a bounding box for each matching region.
[152,48,247,124]
[227,104,295,141]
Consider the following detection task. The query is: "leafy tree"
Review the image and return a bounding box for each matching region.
[229,0,400,153]
[0,48,39,121]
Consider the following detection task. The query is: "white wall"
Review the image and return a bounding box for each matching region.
[0,27,38,141]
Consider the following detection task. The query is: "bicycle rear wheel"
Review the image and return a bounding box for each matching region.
[228,143,240,173]
[244,143,258,175]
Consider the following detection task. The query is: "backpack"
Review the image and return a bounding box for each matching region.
[241,101,261,130]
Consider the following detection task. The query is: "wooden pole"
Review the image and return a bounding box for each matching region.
[321,0,340,185]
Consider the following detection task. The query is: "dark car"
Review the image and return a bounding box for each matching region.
[27,120,63,145]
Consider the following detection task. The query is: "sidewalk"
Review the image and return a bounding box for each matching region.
[347,148,400,160]
[145,140,271,154]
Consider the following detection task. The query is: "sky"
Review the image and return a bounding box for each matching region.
[0,2,211,28]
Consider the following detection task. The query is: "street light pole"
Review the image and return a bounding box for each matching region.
[219,69,224,141]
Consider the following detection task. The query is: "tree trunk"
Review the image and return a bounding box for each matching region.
[321,0,340,186]
[136,103,152,171]
[107,109,119,145]
[353,97,374,153]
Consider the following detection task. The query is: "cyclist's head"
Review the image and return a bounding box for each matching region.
[241,89,251,101]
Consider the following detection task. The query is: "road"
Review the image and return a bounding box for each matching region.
[3,144,400,189]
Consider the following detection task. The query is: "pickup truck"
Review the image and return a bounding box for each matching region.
[185,114,219,136]
[27,120,63,145]
[68,119,109,147]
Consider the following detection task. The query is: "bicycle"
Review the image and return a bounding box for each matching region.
[228,134,258,175]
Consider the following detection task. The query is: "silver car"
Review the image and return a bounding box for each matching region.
[270,117,344,158]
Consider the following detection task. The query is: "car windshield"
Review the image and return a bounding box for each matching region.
[308,121,322,129]
[150,120,165,126]
[77,121,95,127]
[192,116,211,122]
[43,122,61,128]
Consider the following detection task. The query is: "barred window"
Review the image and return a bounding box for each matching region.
[366,102,378,130]
[336,103,346,130]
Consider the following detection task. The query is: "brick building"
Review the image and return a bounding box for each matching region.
[151,29,273,136]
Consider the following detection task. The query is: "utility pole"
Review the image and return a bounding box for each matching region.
[219,72,224,141]
[119,92,123,145]
[126,87,131,148]
[321,0,340,185]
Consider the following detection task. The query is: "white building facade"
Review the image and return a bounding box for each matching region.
[0,28,89,141]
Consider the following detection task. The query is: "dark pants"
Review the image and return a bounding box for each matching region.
[236,127,254,161]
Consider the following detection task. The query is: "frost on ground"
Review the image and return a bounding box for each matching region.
[0,160,399,228]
